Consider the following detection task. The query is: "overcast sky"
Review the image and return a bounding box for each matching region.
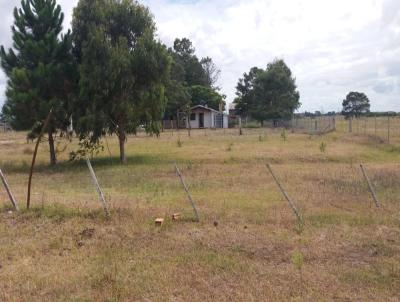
[0,0,399,112]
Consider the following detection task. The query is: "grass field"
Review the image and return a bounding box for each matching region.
[1,128,400,301]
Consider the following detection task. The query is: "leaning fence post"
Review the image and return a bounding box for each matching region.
[360,164,380,208]
[86,158,110,217]
[174,162,200,222]
[27,108,53,209]
[266,164,303,223]
[0,169,19,211]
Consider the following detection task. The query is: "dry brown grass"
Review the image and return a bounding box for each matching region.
[0,128,400,301]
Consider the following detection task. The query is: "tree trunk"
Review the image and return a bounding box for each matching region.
[118,129,127,164]
[187,112,191,137]
[48,129,57,166]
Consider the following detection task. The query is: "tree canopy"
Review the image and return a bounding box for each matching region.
[72,0,171,163]
[342,91,370,118]
[164,38,224,121]
[190,85,225,111]
[234,67,262,118]
[0,0,76,165]
[234,59,300,124]
[200,57,221,89]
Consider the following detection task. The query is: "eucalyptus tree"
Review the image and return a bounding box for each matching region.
[72,0,171,163]
[164,38,224,123]
[200,56,221,89]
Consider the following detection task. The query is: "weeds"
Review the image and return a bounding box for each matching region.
[281,128,287,141]
[319,141,327,153]
[1,129,400,301]
[291,250,305,291]
[177,138,183,147]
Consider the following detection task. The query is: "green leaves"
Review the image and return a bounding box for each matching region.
[1,0,75,133]
[342,91,370,118]
[164,38,223,119]
[190,85,225,111]
[0,0,76,165]
[291,250,304,271]
[72,0,171,162]
[235,59,300,123]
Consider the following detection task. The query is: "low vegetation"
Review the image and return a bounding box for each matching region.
[0,128,399,301]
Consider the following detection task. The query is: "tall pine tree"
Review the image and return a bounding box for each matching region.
[1,0,75,165]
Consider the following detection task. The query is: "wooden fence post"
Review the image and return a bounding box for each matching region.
[387,115,390,144]
[349,117,352,133]
[357,117,359,134]
[360,164,380,208]
[364,118,367,135]
[27,108,53,209]
[0,169,19,211]
[86,158,110,217]
[266,164,303,223]
[291,114,295,133]
[174,163,200,222]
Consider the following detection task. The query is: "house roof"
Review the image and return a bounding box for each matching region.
[191,105,227,115]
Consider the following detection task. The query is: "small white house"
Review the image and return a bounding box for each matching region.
[187,105,228,129]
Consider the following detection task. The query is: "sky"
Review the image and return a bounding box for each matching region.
[0,0,399,112]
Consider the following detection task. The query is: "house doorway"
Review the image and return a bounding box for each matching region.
[199,113,204,128]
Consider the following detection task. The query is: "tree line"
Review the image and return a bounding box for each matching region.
[232,66,377,124]
[0,0,224,164]
[4,0,373,165]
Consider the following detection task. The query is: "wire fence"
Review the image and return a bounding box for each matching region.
[0,160,208,217]
[1,160,398,219]
[0,122,12,132]
[228,114,400,142]
[335,115,400,144]
[291,116,336,134]
[1,126,399,218]
[228,116,336,135]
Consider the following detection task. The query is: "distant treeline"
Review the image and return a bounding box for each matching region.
[296,111,400,118]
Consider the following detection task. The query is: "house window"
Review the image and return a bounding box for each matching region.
[190,113,196,121]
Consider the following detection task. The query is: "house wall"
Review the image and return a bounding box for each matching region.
[186,109,228,129]
[223,115,228,129]
[189,109,213,128]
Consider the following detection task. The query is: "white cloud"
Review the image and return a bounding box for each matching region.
[0,0,399,112]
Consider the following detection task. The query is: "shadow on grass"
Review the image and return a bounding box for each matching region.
[1,203,109,222]
[0,153,176,174]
